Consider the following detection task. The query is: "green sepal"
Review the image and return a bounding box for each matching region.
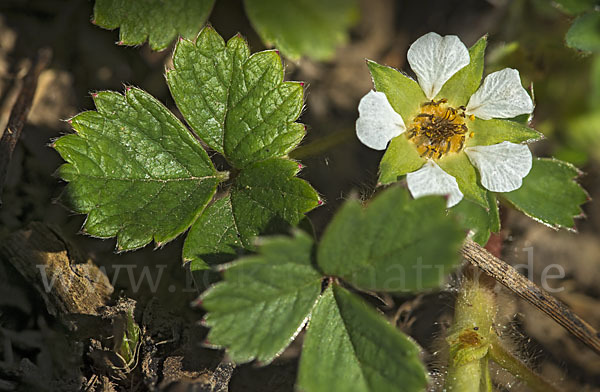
[438,35,487,106]
[378,136,424,185]
[467,118,543,147]
[502,158,588,229]
[367,60,426,121]
[438,152,488,208]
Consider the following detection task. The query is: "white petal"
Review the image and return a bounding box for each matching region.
[407,32,470,100]
[407,160,463,208]
[465,141,532,192]
[356,90,405,150]
[466,68,534,120]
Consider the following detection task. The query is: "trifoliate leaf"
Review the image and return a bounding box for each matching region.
[317,187,464,292]
[54,88,219,251]
[243,0,359,61]
[201,232,322,364]
[168,27,306,167]
[502,158,588,229]
[183,195,242,269]
[367,60,426,122]
[297,285,428,392]
[438,35,487,107]
[566,11,600,53]
[438,152,488,208]
[467,118,542,147]
[231,158,320,249]
[93,0,215,51]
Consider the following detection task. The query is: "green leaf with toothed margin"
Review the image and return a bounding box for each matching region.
[201,231,322,364]
[168,27,306,167]
[93,0,215,51]
[54,88,219,251]
[183,195,243,269]
[317,186,464,292]
[297,285,428,392]
[438,35,487,107]
[243,0,359,61]
[231,158,320,249]
[502,158,588,229]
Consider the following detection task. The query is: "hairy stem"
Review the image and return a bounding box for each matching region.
[444,271,495,391]
[488,337,563,392]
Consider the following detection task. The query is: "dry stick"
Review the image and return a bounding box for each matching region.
[462,239,600,356]
[0,47,52,205]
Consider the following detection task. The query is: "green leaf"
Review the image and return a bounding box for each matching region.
[54,88,219,251]
[297,285,428,392]
[438,35,487,106]
[167,28,249,154]
[467,118,542,147]
[502,158,588,229]
[367,60,426,122]
[168,27,306,167]
[183,159,320,266]
[201,232,322,363]
[183,196,242,269]
[438,152,488,208]
[554,0,597,15]
[378,136,425,185]
[450,192,499,246]
[243,0,359,61]
[93,0,215,51]
[566,11,600,53]
[317,187,464,292]
[231,158,320,248]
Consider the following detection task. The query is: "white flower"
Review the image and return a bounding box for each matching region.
[356,32,534,207]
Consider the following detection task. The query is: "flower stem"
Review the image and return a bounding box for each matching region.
[488,337,563,392]
[445,270,496,392]
[445,265,563,392]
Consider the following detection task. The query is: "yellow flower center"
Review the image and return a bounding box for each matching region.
[407,99,474,159]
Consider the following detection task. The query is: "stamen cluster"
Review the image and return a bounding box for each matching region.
[408,99,472,159]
